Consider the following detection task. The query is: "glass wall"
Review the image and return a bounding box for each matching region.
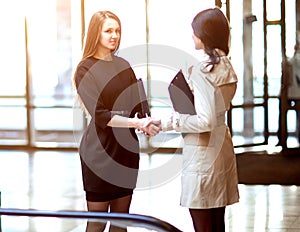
[0,0,298,149]
[0,1,27,145]
[0,0,83,148]
[229,0,297,148]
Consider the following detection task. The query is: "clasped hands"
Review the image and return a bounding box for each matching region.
[135,114,162,136]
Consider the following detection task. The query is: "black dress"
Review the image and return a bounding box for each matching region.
[74,56,145,201]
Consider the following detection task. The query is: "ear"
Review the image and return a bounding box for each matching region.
[197,38,204,49]
[193,34,204,49]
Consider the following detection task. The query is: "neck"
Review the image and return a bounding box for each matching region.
[94,50,113,61]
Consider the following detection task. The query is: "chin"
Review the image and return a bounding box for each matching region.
[110,46,117,51]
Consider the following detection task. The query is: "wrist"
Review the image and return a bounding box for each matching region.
[172,112,180,129]
[161,119,173,132]
[128,117,139,129]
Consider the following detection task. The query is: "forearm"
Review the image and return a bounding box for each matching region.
[161,112,214,133]
[108,114,161,137]
[174,114,214,133]
[107,115,140,128]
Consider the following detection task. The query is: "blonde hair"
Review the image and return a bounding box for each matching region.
[82,10,122,61]
[73,11,122,116]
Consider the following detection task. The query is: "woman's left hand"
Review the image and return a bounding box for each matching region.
[135,114,161,136]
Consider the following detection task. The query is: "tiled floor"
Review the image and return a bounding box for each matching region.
[0,150,300,232]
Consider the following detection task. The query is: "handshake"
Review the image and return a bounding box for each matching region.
[135,114,162,137]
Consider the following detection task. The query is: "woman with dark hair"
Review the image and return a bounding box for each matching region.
[162,7,239,232]
[73,10,160,231]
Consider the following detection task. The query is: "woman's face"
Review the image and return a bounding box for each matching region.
[99,18,120,52]
[192,33,204,50]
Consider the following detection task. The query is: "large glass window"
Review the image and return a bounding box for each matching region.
[27,0,81,148]
[0,0,82,147]
[0,1,27,145]
[229,0,297,147]
[146,0,215,148]
[0,0,298,149]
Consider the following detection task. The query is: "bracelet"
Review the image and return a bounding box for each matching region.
[172,112,180,128]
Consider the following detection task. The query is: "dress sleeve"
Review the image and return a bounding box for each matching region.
[75,67,99,116]
[75,66,112,129]
[95,95,113,129]
[173,69,217,133]
[95,66,145,129]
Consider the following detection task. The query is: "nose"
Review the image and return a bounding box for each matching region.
[112,31,118,38]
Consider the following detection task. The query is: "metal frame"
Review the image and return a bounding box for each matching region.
[0,208,182,232]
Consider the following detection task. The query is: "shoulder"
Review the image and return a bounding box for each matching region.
[197,51,238,86]
[76,57,98,75]
[74,58,98,87]
[113,55,136,78]
[213,56,238,85]
[190,65,210,85]
[113,55,131,68]
[79,57,98,68]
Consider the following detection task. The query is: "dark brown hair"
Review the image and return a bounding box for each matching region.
[192,7,230,70]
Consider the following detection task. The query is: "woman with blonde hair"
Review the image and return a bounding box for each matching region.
[73,10,160,231]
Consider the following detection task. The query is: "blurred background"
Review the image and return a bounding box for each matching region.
[1,1,300,231]
[0,0,299,151]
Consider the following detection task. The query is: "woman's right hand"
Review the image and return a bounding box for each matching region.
[134,114,161,136]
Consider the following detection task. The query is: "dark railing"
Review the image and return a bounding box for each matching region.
[0,208,182,232]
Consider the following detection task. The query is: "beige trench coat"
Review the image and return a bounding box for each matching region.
[166,49,240,209]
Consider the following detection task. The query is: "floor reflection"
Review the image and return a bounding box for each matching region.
[0,150,299,231]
